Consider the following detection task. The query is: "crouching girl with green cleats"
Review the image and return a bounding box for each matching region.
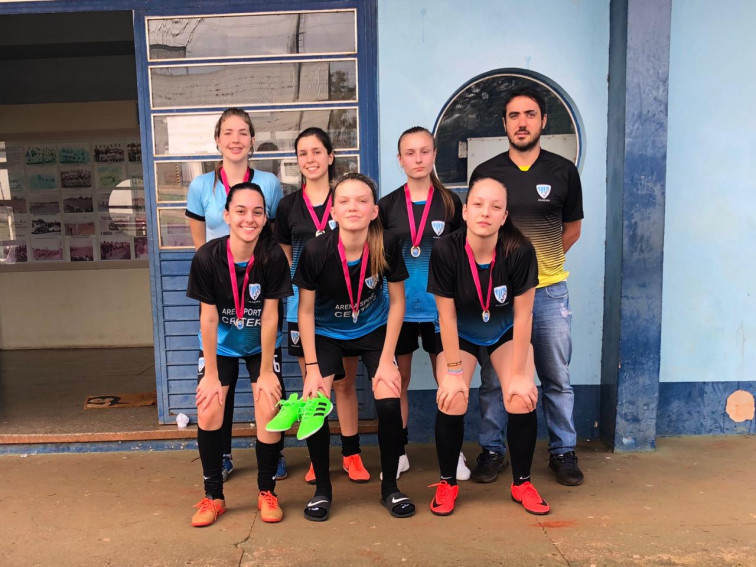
[293,173,415,521]
[186,182,292,526]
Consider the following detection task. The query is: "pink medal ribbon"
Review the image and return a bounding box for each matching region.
[464,240,496,323]
[337,238,369,323]
[226,239,255,330]
[219,167,251,195]
[302,186,332,237]
[403,184,435,258]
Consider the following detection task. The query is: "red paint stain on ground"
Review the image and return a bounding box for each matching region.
[537,520,577,528]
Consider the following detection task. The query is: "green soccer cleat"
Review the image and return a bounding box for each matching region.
[296,393,334,440]
[265,393,302,432]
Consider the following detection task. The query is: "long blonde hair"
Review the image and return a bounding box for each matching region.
[333,172,387,277]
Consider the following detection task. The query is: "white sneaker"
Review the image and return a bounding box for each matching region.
[457,451,471,481]
[398,454,410,477]
[380,453,411,480]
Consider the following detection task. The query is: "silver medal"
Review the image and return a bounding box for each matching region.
[410,246,421,258]
[482,310,490,323]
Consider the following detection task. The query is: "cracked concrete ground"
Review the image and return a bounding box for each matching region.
[2,436,755,566]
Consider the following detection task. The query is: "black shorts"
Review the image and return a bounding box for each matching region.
[197,348,285,391]
[286,321,304,358]
[395,321,436,356]
[315,325,387,381]
[434,327,514,361]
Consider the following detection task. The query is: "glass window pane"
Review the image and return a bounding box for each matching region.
[147,11,356,60]
[150,59,356,108]
[435,74,578,186]
[155,154,359,202]
[153,109,358,156]
[157,207,193,248]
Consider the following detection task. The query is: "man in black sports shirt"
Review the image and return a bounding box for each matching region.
[470,86,585,486]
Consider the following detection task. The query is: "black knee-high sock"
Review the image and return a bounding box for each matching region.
[376,398,403,498]
[507,411,537,485]
[341,433,361,457]
[305,422,332,498]
[221,380,237,456]
[275,432,285,456]
[256,438,280,493]
[401,426,409,455]
[198,426,224,500]
[435,410,464,485]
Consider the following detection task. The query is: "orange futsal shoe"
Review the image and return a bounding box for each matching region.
[257,491,283,523]
[191,497,226,527]
[511,481,550,515]
[429,480,458,516]
[343,454,370,482]
[305,462,316,484]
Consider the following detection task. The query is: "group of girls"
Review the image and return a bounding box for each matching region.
[185,107,549,527]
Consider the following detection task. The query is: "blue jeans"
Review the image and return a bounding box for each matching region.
[478,280,576,455]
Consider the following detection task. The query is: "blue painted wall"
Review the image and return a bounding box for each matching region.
[376,0,610,392]
[657,0,756,434]
[662,0,756,385]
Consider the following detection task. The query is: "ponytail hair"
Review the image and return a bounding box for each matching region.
[333,172,388,277]
[397,126,457,222]
[225,182,273,266]
[212,108,255,193]
[466,176,529,259]
[294,127,337,186]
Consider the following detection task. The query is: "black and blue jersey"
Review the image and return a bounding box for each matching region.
[293,228,408,340]
[187,236,293,357]
[379,186,462,323]
[272,188,336,323]
[427,229,538,346]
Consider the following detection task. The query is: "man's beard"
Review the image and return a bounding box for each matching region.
[508,129,542,152]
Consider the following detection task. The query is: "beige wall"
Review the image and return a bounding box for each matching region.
[1,101,153,349]
[0,268,153,348]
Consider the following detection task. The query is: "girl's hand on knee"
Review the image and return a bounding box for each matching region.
[303,367,328,399]
[505,378,538,413]
[196,374,224,412]
[255,370,282,411]
[436,373,469,413]
[372,359,401,397]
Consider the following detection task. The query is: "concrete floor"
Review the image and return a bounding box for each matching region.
[0,348,158,435]
[1,436,755,567]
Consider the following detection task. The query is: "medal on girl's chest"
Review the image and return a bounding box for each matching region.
[464,240,496,324]
[226,240,255,332]
[338,238,369,324]
[404,184,434,259]
[302,186,332,238]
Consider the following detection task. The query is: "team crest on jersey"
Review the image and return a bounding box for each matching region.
[248,283,261,300]
[198,357,205,373]
[431,220,445,236]
[290,330,300,345]
[365,275,378,289]
[494,285,508,304]
[536,184,551,199]
[328,219,337,230]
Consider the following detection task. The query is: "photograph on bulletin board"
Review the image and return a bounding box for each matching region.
[31,236,64,262]
[1,240,28,264]
[69,236,95,262]
[100,235,132,261]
